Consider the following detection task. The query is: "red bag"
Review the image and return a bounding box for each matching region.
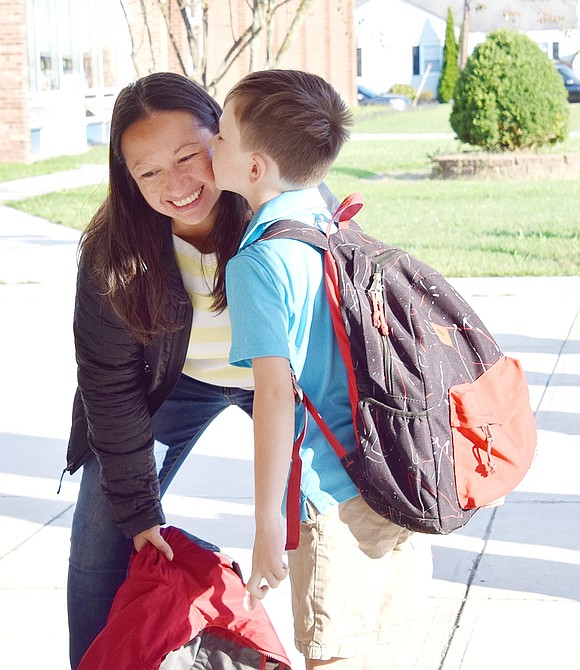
[79,527,291,670]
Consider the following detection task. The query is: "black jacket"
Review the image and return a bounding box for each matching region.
[66,221,193,538]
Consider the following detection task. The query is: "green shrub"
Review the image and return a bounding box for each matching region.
[388,83,416,100]
[438,7,460,103]
[450,30,569,151]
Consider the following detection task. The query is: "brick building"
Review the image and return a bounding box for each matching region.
[0,0,355,164]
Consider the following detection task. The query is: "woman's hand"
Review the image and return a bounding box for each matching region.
[245,520,289,609]
[133,525,174,561]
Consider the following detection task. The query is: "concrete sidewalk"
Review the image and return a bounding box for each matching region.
[0,179,579,669]
[0,164,108,203]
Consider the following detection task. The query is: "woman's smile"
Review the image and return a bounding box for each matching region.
[171,186,203,208]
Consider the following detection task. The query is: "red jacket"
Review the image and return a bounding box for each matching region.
[79,526,291,670]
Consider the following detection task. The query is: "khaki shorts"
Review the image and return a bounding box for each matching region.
[287,496,432,662]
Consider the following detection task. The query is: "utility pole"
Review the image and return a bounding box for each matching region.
[458,0,472,69]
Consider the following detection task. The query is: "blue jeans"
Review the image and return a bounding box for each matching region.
[67,374,253,669]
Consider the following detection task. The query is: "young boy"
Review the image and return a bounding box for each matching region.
[211,70,431,669]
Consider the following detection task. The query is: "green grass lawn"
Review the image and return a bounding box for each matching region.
[8,183,108,232]
[325,173,579,277]
[353,102,455,134]
[325,130,580,276]
[353,100,580,134]
[3,103,580,276]
[0,145,108,182]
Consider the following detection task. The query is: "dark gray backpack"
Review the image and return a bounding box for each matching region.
[259,194,536,546]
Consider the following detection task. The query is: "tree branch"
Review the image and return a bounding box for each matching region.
[155,0,188,76]
[273,0,314,67]
[140,0,157,72]
[118,0,141,77]
[176,0,199,72]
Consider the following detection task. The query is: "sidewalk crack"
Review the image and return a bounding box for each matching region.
[0,503,75,561]
[437,507,498,669]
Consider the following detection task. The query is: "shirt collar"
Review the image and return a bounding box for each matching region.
[239,187,331,250]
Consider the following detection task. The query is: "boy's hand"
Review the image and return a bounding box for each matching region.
[133,525,174,561]
[245,520,289,609]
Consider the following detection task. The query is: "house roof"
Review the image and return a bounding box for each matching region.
[399,1,579,33]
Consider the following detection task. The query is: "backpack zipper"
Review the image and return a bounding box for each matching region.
[368,271,389,336]
[369,258,394,394]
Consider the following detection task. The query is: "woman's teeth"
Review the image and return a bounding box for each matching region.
[172,187,202,207]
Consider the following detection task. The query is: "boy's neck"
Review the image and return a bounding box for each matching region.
[248,187,284,214]
[247,177,315,214]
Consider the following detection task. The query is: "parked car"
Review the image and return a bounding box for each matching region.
[555,63,580,103]
[357,85,412,111]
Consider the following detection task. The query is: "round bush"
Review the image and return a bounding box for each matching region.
[388,83,415,100]
[450,30,569,151]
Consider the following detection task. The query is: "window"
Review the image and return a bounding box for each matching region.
[39,53,55,91]
[412,46,420,75]
[553,43,560,60]
[423,45,442,73]
[27,0,128,93]
[357,48,362,77]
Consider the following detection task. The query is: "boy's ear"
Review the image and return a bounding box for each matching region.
[249,153,268,185]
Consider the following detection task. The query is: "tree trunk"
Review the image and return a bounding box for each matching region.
[459,0,471,70]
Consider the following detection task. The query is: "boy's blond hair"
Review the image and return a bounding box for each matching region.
[224,69,353,187]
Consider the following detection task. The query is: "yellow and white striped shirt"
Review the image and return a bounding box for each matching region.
[173,235,254,390]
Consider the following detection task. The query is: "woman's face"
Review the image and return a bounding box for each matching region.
[121,110,221,245]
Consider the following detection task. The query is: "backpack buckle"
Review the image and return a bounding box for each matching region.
[290,372,304,405]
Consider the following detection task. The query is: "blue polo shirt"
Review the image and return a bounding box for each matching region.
[226,188,359,519]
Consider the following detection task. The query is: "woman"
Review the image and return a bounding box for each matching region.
[65,72,254,669]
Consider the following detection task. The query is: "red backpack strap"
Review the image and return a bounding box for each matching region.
[300,390,347,460]
[284,414,306,551]
[330,192,364,230]
[285,380,348,551]
[256,193,364,245]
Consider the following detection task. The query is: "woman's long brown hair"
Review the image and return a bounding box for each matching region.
[80,72,249,343]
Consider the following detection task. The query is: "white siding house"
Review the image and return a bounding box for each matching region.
[355,0,580,98]
[356,0,447,96]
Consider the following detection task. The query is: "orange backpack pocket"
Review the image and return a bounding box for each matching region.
[449,356,537,510]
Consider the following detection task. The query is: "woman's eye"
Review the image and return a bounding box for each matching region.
[179,153,196,164]
[140,170,157,179]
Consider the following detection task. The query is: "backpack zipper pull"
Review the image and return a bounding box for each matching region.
[369,272,389,336]
[481,423,497,476]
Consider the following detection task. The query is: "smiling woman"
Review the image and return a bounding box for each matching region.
[64,72,255,669]
[121,110,222,250]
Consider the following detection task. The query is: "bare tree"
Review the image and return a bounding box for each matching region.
[122,0,315,92]
[119,0,158,76]
[215,0,315,81]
